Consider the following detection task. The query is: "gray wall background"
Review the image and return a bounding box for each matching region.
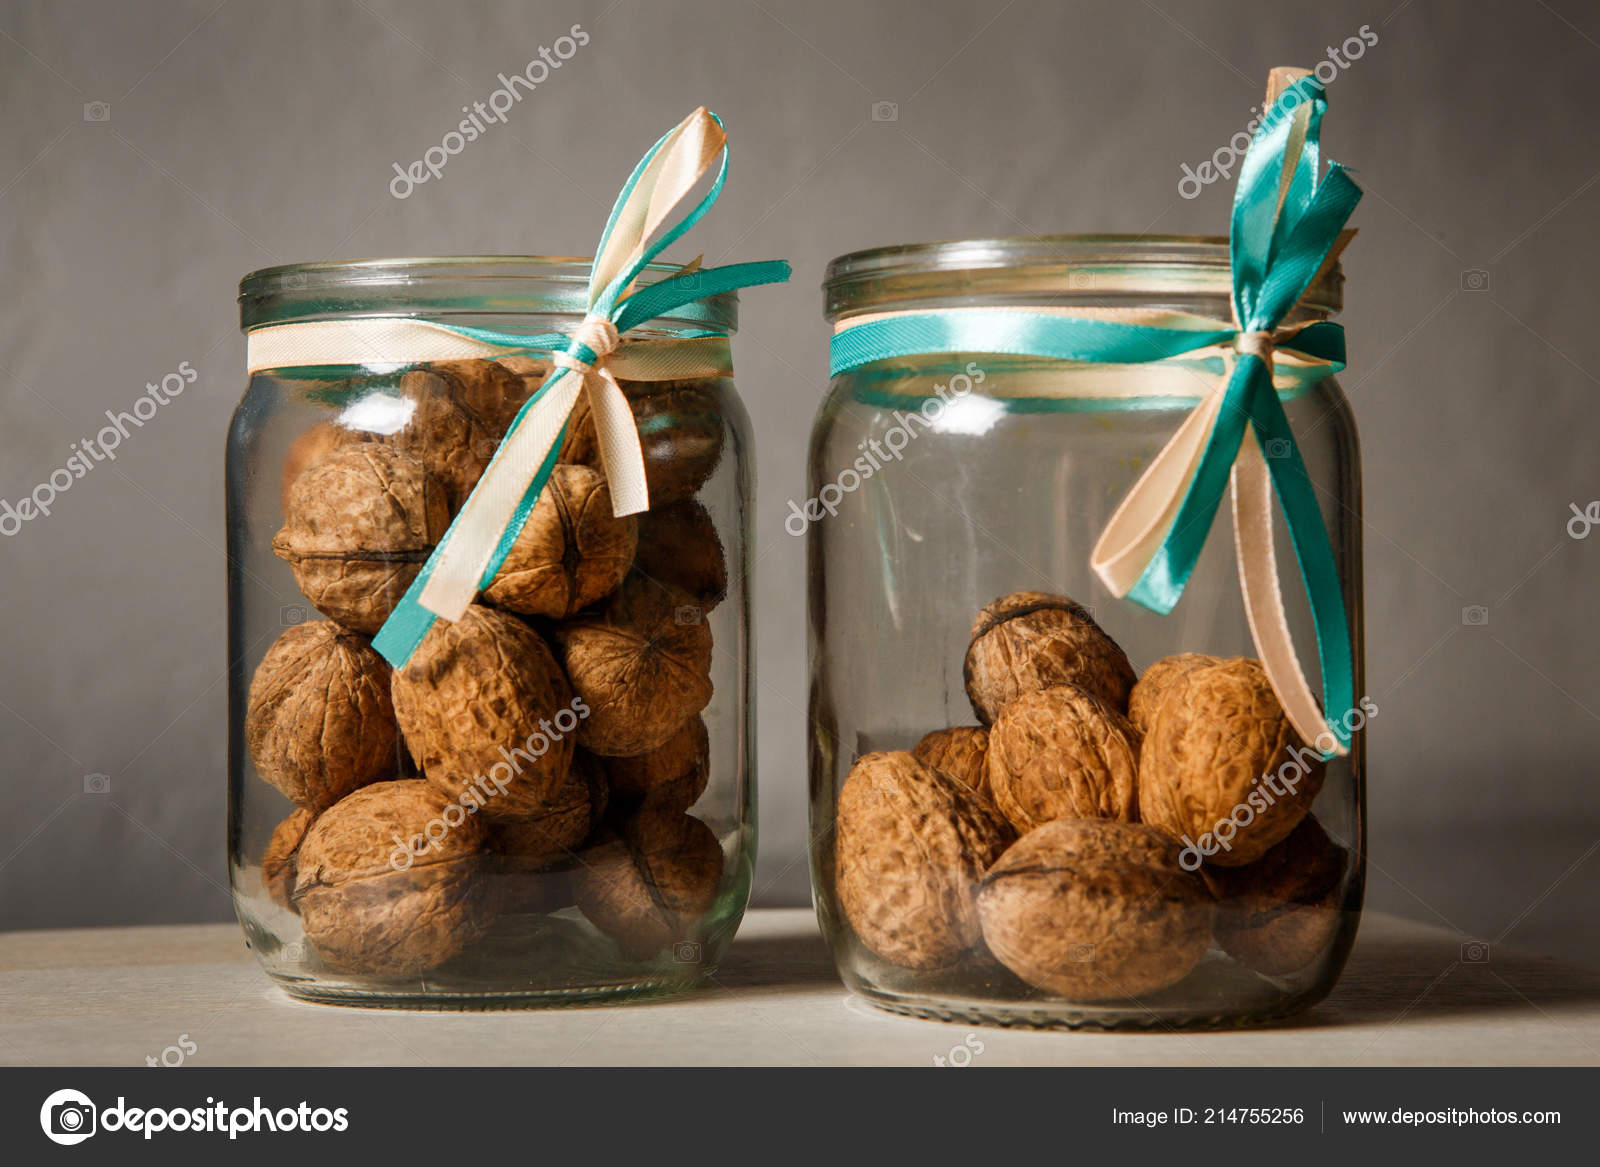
[3,0,1598,965]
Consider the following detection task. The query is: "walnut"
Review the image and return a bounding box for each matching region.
[978,818,1215,1000]
[964,590,1136,723]
[384,369,497,513]
[561,378,724,504]
[245,621,400,810]
[293,780,492,975]
[279,420,369,516]
[553,574,714,757]
[1203,816,1348,974]
[429,357,540,438]
[633,499,727,610]
[834,751,1015,970]
[595,715,709,812]
[482,463,637,618]
[485,752,607,915]
[1138,658,1324,866]
[911,726,989,795]
[391,604,577,821]
[1129,653,1221,734]
[575,806,724,959]
[984,685,1140,831]
[262,808,316,913]
[273,444,449,634]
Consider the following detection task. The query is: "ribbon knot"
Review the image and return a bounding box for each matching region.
[555,315,622,374]
[1235,329,1276,370]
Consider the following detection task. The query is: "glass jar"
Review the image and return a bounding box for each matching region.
[230,257,754,1007]
[808,236,1364,1029]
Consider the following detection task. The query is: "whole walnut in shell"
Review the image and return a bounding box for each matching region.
[245,621,400,811]
[482,463,637,618]
[273,444,449,634]
[294,780,492,976]
[430,357,539,438]
[279,420,370,515]
[1138,657,1324,866]
[964,591,1136,723]
[985,685,1140,831]
[384,369,497,513]
[911,726,989,795]
[391,604,577,821]
[553,574,714,757]
[262,808,316,913]
[1203,815,1348,975]
[595,715,710,812]
[633,499,727,610]
[561,378,724,505]
[978,818,1215,1000]
[1129,653,1221,734]
[575,807,724,960]
[834,751,1015,971]
[486,752,607,915]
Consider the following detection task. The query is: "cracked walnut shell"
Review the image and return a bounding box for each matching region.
[293,780,491,976]
[575,807,724,960]
[391,604,577,821]
[273,444,449,634]
[553,574,714,757]
[978,818,1215,1000]
[985,685,1141,831]
[245,620,400,811]
[1203,815,1348,975]
[834,751,1015,971]
[964,591,1136,723]
[483,463,638,618]
[911,726,989,796]
[1138,657,1324,866]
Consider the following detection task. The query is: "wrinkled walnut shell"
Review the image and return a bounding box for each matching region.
[245,621,400,811]
[553,574,714,757]
[978,818,1215,1000]
[483,463,638,618]
[1203,815,1348,975]
[262,808,316,913]
[835,751,1015,970]
[392,605,577,821]
[561,378,724,505]
[985,685,1140,831]
[430,357,540,439]
[964,591,1136,723]
[273,444,449,634]
[294,780,491,976]
[575,807,724,959]
[1139,658,1325,866]
[633,499,728,611]
[1129,653,1221,735]
[384,369,498,513]
[279,421,370,516]
[485,752,607,915]
[911,726,990,796]
[595,715,710,813]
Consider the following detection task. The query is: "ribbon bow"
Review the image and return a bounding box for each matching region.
[828,68,1361,754]
[356,108,789,665]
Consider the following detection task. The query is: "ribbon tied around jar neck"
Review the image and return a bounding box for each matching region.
[828,68,1363,755]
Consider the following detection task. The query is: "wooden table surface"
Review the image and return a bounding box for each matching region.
[3,909,1598,1066]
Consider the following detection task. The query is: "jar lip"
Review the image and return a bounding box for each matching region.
[238,255,738,333]
[823,233,1341,320]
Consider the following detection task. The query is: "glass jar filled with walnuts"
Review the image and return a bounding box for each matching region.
[230,257,753,1006]
[808,236,1367,1028]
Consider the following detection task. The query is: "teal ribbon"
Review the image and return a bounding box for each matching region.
[829,75,1360,750]
[371,112,790,665]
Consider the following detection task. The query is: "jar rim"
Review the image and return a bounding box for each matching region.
[823,233,1342,320]
[238,256,738,333]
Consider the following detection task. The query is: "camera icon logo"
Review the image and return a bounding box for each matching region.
[1264,438,1293,460]
[84,773,111,795]
[1461,605,1490,627]
[1067,942,1096,964]
[673,940,702,963]
[1068,270,1098,290]
[870,101,899,122]
[1460,269,1490,291]
[674,605,702,626]
[280,604,308,627]
[82,101,111,123]
[40,1088,97,1145]
[1460,940,1491,963]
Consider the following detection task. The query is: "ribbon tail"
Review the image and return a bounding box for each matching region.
[583,367,650,516]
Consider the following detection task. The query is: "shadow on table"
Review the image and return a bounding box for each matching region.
[711,933,841,992]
